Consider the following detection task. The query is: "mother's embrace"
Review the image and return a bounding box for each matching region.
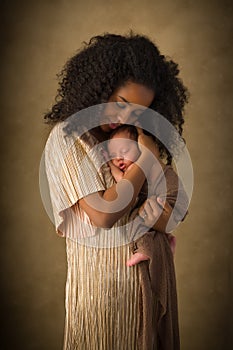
[43,32,189,350]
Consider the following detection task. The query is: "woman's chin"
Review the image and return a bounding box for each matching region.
[100,123,120,133]
[109,123,120,130]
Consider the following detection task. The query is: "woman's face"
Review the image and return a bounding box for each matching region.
[100,81,155,133]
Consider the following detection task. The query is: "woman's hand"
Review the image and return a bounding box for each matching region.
[139,196,174,233]
[135,123,160,159]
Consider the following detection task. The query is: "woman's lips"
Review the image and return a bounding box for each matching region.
[109,123,119,129]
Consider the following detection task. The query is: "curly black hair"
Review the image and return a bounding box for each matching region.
[44,31,189,163]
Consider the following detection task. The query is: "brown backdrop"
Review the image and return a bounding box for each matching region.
[1,0,232,349]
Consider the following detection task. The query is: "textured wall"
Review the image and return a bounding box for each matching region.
[1,0,232,349]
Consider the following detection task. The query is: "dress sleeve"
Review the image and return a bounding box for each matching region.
[44,123,106,236]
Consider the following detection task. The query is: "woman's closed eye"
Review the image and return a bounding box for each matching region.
[115,101,126,109]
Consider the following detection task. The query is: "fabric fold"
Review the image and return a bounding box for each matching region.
[132,231,180,350]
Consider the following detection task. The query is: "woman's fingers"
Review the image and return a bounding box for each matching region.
[135,122,143,137]
[139,196,173,229]
[157,197,172,214]
[139,135,159,158]
[139,201,152,219]
[134,121,142,130]
[139,197,162,226]
[144,200,155,222]
[147,198,163,223]
[136,127,143,137]
[134,122,160,158]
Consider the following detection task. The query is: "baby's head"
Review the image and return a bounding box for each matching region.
[107,125,141,172]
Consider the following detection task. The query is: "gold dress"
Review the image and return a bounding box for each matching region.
[45,122,143,350]
[44,119,186,350]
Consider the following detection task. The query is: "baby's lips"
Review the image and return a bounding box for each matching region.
[119,163,126,171]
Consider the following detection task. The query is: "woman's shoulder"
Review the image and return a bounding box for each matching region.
[45,122,66,147]
[45,121,86,152]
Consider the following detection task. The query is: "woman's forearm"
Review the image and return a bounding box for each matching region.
[78,152,154,228]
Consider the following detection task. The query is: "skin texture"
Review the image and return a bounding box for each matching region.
[45,33,188,234]
[107,128,151,266]
[101,82,155,132]
[78,82,174,235]
[108,129,141,174]
[78,82,158,228]
[107,126,176,266]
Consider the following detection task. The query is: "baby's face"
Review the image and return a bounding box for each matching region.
[108,130,141,172]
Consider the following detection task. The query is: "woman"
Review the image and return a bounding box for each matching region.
[43,33,189,350]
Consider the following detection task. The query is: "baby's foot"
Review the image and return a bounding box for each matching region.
[126,252,149,267]
[166,233,176,256]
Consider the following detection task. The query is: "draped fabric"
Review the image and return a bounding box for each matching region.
[45,122,144,349]
[45,121,185,349]
[131,231,180,350]
[63,240,141,349]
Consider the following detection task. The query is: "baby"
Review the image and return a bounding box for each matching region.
[107,124,177,266]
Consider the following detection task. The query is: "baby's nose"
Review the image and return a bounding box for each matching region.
[116,155,123,160]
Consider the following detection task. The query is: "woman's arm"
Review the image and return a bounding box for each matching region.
[108,161,124,182]
[77,152,151,228]
[77,131,159,228]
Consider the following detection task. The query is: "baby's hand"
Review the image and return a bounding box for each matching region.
[166,233,176,256]
[108,161,124,182]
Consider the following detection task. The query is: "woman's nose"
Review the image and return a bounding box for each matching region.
[117,110,131,124]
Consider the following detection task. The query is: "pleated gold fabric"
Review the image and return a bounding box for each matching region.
[63,240,141,350]
[45,122,145,349]
[45,119,187,349]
